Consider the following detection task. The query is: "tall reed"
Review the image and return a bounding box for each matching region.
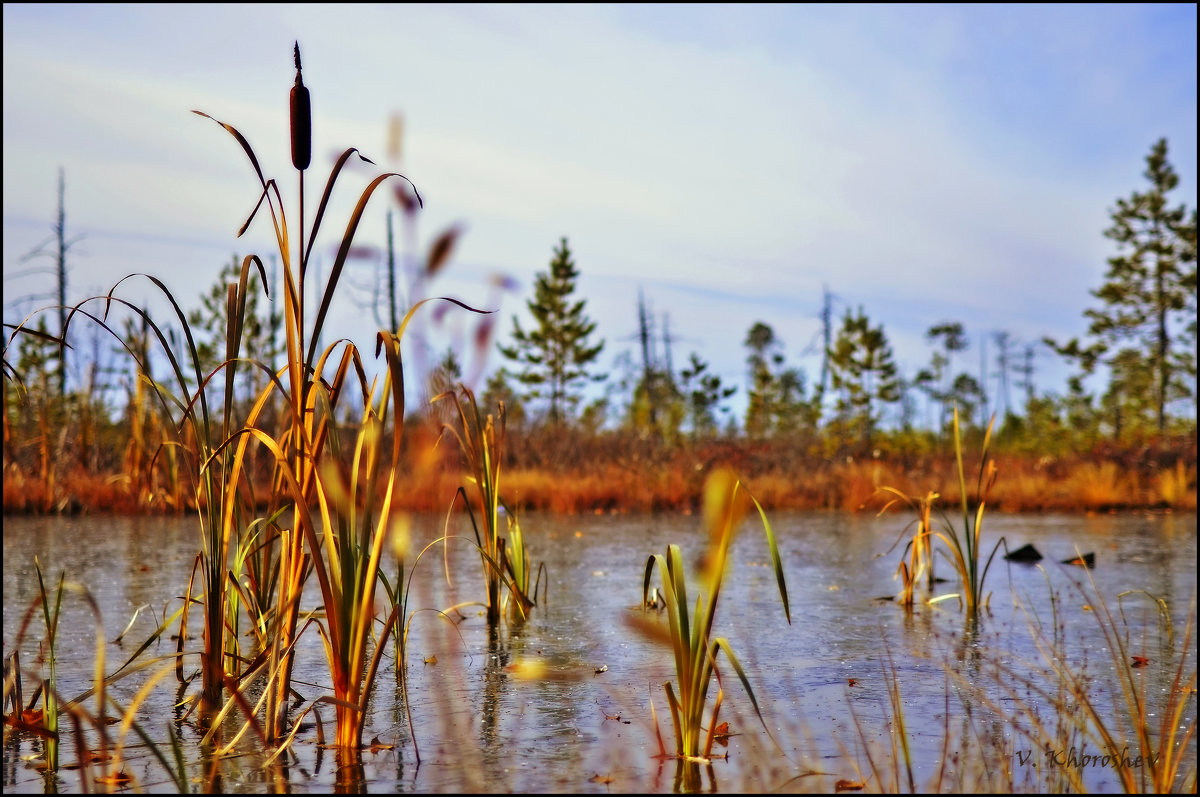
[34,559,64,771]
[944,407,1004,621]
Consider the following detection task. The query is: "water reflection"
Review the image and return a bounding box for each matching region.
[333,748,365,793]
[2,511,1196,793]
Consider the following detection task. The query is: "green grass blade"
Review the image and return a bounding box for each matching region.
[746,490,790,624]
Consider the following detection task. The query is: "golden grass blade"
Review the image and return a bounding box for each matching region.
[711,637,778,749]
[303,148,417,268]
[106,665,182,790]
[191,110,288,257]
[305,172,421,367]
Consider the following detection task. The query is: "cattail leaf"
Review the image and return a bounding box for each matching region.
[394,183,419,213]
[712,637,775,748]
[194,111,288,255]
[192,111,268,191]
[236,179,282,238]
[303,149,417,270]
[4,320,66,347]
[305,161,452,373]
[305,170,408,368]
[747,490,790,624]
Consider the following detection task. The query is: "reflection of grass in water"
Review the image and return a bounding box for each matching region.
[2,536,1194,792]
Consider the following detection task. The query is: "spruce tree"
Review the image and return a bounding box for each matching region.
[1049,138,1197,434]
[498,237,604,426]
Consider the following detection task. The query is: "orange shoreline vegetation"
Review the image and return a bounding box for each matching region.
[3,450,1195,516]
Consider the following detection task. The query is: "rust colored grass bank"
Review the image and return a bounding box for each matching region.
[4,451,1195,516]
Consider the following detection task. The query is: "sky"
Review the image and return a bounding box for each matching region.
[3,3,1197,427]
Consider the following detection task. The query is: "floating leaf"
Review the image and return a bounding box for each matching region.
[1062,552,1096,568]
[368,736,394,753]
[835,779,865,791]
[95,770,132,786]
[847,678,860,687]
[589,773,614,784]
[424,655,437,666]
[1131,655,1150,668]
[594,664,608,674]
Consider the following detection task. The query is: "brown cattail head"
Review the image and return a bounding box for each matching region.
[290,41,311,171]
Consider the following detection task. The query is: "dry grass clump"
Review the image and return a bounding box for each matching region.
[1154,460,1197,510]
[1059,461,1138,511]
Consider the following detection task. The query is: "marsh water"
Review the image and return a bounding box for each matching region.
[3,510,1196,793]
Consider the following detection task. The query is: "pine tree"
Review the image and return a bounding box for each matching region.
[743,321,782,439]
[742,321,817,439]
[827,306,900,447]
[919,321,968,431]
[497,237,604,426]
[679,352,736,439]
[1048,138,1197,434]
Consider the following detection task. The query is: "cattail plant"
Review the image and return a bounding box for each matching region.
[501,510,546,622]
[190,40,388,741]
[879,407,1005,624]
[631,467,790,767]
[193,43,487,746]
[434,385,542,626]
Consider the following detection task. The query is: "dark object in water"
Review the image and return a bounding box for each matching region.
[1006,543,1043,563]
[1062,552,1095,568]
